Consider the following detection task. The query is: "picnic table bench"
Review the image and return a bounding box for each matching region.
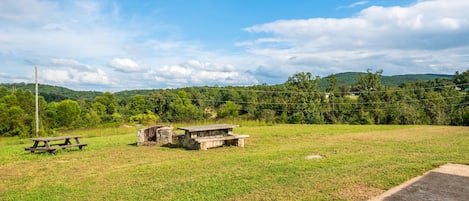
[177,124,249,150]
[25,136,88,153]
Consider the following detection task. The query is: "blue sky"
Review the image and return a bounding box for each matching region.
[1,0,468,91]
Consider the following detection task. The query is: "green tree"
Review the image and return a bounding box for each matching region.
[94,92,117,122]
[285,72,324,124]
[128,95,146,115]
[325,74,338,123]
[356,69,384,124]
[169,90,203,121]
[129,110,160,125]
[454,70,469,90]
[95,92,117,115]
[0,86,10,98]
[0,103,27,137]
[147,90,172,121]
[56,100,81,128]
[218,101,241,118]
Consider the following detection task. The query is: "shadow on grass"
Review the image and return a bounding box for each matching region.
[127,142,183,149]
[161,143,181,149]
[127,142,138,147]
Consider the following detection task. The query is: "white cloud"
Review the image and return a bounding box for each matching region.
[41,69,72,83]
[76,68,111,85]
[241,0,469,76]
[40,67,112,87]
[339,1,369,9]
[148,60,258,88]
[2,0,467,91]
[51,58,93,71]
[183,60,235,72]
[109,58,146,73]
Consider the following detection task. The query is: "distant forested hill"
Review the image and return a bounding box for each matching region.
[1,73,454,101]
[382,74,453,86]
[318,72,453,89]
[0,83,103,102]
[114,89,159,99]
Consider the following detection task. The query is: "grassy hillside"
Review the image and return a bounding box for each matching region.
[1,124,468,200]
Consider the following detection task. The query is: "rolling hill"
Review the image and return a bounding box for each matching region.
[318,72,453,89]
[0,83,103,102]
[1,73,453,101]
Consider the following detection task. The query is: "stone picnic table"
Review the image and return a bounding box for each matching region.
[177,124,249,150]
[25,136,88,153]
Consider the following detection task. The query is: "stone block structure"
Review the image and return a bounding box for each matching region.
[137,125,173,146]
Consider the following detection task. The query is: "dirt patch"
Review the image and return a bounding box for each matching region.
[305,154,323,160]
[338,183,385,201]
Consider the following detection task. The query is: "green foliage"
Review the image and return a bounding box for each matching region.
[0,70,467,137]
[454,70,469,90]
[95,92,117,115]
[127,95,146,115]
[218,101,241,118]
[129,111,160,125]
[56,100,81,128]
[285,72,324,124]
[169,90,203,121]
[318,72,453,89]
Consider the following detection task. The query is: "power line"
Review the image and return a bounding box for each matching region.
[191,83,469,95]
[151,93,468,108]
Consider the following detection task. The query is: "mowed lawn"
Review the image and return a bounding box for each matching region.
[0,124,468,200]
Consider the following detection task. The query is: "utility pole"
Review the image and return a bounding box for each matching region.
[35,66,39,137]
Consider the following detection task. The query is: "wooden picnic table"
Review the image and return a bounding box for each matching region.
[25,136,88,153]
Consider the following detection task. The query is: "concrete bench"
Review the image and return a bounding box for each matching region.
[195,134,249,150]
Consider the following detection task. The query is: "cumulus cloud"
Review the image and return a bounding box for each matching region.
[2,0,467,91]
[241,0,469,75]
[183,60,235,72]
[148,60,258,88]
[41,69,71,83]
[40,67,111,86]
[51,58,93,71]
[338,1,369,9]
[109,58,146,73]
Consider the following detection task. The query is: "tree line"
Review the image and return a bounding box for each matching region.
[0,70,468,137]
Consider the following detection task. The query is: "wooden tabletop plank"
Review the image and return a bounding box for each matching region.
[30,136,81,141]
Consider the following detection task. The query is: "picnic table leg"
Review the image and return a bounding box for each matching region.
[74,137,81,144]
[44,141,51,150]
[30,141,39,153]
[44,141,56,153]
[74,137,85,150]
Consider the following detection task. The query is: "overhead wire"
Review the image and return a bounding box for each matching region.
[195,83,469,95]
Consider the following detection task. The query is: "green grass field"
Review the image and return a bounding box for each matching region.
[1,124,468,200]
